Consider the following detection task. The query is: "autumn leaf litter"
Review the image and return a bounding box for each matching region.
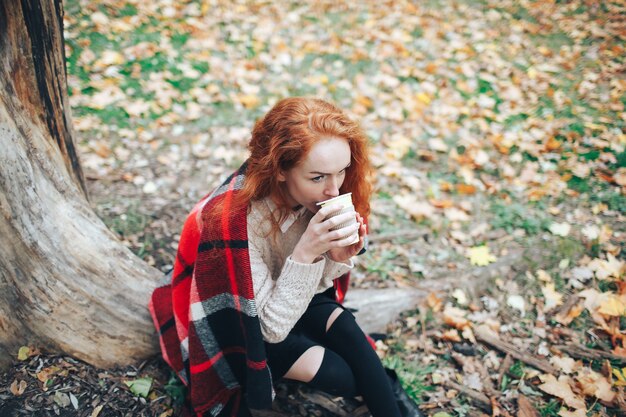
[2,0,625,416]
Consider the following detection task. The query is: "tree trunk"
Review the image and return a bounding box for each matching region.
[0,0,160,370]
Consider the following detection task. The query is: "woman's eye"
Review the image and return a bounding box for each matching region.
[311,176,323,183]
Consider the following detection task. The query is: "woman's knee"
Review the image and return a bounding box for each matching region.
[325,307,344,332]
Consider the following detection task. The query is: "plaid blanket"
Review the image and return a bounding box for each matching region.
[149,162,350,416]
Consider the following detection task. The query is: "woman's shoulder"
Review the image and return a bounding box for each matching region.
[247,197,273,237]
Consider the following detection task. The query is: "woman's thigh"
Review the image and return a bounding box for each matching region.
[265,332,318,381]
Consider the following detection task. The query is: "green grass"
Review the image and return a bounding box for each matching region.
[382,355,436,402]
[538,399,561,417]
[489,201,551,235]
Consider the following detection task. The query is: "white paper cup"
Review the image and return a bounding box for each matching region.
[316,193,359,245]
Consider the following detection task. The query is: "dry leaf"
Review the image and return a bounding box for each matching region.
[443,305,470,329]
[467,245,497,266]
[455,183,476,194]
[550,356,580,374]
[558,409,586,417]
[542,283,564,311]
[37,366,61,383]
[549,222,571,237]
[518,394,540,417]
[91,404,104,417]
[238,94,260,109]
[554,303,583,325]
[588,254,625,280]
[597,294,626,316]
[576,368,616,403]
[537,374,586,409]
[427,292,443,312]
[507,294,526,316]
[393,195,435,220]
[10,379,27,396]
[441,329,462,342]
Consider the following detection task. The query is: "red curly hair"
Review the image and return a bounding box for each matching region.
[209,97,372,233]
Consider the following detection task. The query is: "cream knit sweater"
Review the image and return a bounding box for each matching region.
[247,197,354,343]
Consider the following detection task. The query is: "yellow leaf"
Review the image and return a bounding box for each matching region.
[467,245,497,266]
[597,293,626,316]
[611,367,626,386]
[17,346,30,361]
[238,94,260,109]
[355,95,373,109]
[542,283,563,311]
[416,92,431,105]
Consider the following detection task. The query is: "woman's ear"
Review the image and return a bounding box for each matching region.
[277,170,286,182]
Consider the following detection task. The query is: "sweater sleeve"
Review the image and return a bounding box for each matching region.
[249,237,326,343]
[319,255,354,289]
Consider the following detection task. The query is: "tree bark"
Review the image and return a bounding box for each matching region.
[0,0,160,370]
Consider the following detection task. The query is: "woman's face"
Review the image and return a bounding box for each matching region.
[278,136,351,213]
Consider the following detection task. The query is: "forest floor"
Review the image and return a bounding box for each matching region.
[1,0,625,416]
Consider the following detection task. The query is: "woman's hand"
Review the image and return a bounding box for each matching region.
[327,213,366,263]
[291,204,362,264]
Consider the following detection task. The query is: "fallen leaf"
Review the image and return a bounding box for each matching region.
[550,356,580,374]
[612,367,626,386]
[554,303,583,325]
[538,374,586,409]
[124,377,153,398]
[17,346,30,361]
[588,254,625,280]
[558,409,586,417]
[54,391,71,408]
[582,224,600,240]
[393,195,435,220]
[10,379,27,396]
[455,183,476,194]
[614,167,626,186]
[537,270,552,282]
[37,366,61,383]
[452,288,468,305]
[467,245,497,266]
[542,283,564,311]
[427,292,443,312]
[597,294,626,316]
[576,367,616,403]
[549,222,571,237]
[441,329,461,342]
[443,305,470,329]
[518,394,540,417]
[91,404,104,417]
[238,94,260,109]
[69,392,79,410]
[507,294,526,316]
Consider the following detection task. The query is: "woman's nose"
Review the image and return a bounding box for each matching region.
[325,177,340,197]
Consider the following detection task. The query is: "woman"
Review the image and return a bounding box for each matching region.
[150,97,410,417]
